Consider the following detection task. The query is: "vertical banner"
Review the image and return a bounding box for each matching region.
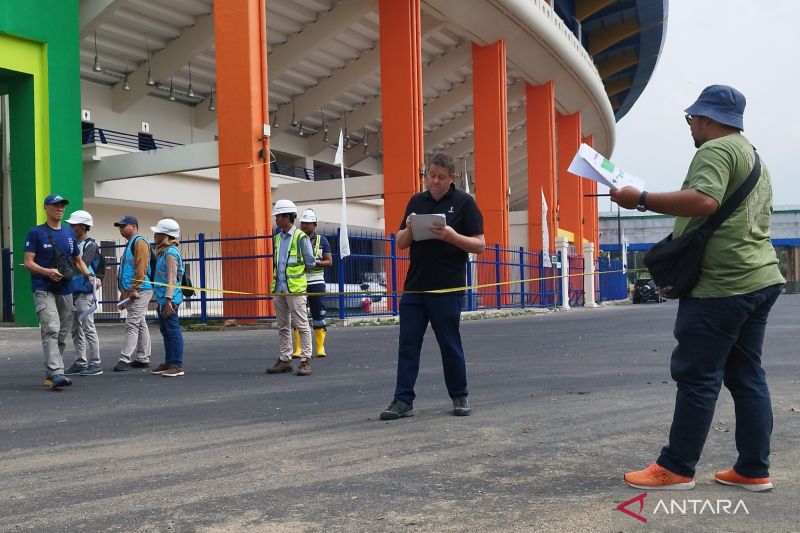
[622,230,628,273]
[542,188,552,268]
[334,130,351,258]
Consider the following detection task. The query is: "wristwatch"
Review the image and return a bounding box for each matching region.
[636,191,648,212]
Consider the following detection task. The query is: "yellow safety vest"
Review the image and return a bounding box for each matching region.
[271,229,308,293]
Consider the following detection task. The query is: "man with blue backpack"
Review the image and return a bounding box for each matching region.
[112,215,153,372]
[64,209,105,376]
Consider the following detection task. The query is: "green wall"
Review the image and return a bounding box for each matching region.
[1,0,81,325]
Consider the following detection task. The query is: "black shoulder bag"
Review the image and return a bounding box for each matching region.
[643,152,761,299]
[46,228,77,284]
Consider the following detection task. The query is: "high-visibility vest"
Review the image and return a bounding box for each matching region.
[306,234,325,284]
[118,235,152,291]
[271,229,309,293]
[154,245,184,305]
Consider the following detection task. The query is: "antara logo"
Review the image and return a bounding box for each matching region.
[616,493,750,523]
[617,492,648,523]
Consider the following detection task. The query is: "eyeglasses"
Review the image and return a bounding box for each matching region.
[685,114,693,125]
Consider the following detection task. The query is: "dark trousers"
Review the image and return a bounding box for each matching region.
[657,284,782,478]
[393,293,468,404]
[158,304,184,367]
[307,282,326,328]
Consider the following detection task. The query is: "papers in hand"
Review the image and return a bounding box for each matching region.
[117,297,131,310]
[409,213,446,241]
[568,143,645,191]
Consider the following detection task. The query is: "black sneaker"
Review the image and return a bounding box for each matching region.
[64,363,87,375]
[380,399,414,420]
[452,396,471,416]
[113,361,131,372]
[130,360,150,369]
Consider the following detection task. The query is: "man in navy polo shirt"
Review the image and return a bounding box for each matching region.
[23,194,90,389]
[380,153,485,420]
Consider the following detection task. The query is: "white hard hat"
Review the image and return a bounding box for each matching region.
[299,208,317,223]
[65,209,94,226]
[273,199,298,215]
[151,218,181,238]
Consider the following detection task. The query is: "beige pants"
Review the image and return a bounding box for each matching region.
[72,292,101,366]
[119,289,152,363]
[274,294,311,361]
[34,291,73,376]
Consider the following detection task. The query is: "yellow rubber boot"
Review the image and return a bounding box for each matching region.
[314,328,327,357]
[292,329,301,358]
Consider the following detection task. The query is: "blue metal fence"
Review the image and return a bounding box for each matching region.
[0,234,631,323]
[597,258,628,302]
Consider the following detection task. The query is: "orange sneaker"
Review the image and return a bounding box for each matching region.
[714,468,773,492]
[624,463,696,490]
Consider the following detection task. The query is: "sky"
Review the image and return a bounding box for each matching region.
[602,0,800,213]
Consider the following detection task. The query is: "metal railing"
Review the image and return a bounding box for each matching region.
[82,127,183,151]
[1,234,630,323]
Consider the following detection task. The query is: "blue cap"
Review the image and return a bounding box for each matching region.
[44,194,69,206]
[114,215,139,227]
[684,85,745,130]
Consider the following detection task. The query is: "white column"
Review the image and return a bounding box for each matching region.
[556,235,570,310]
[583,242,598,308]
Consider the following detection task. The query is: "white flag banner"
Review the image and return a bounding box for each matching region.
[622,230,628,273]
[542,188,552,268]
[335,130,351,258]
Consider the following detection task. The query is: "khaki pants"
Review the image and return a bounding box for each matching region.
[34,291,73,377]
[119,289,152,363]
[72,292,101,366]
[274,294,311,361]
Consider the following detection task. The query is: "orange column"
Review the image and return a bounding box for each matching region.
[215,0,271,319]
[556,112,583,248]
[526,82,557,255]
[582,134,599,257]
[472,41,509,306]
[379,0,423,226]
[379,0,424,306]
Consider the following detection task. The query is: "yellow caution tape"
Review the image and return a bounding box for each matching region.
[135,267,647,299]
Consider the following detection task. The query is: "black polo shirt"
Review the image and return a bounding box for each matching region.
[399,184,484,292]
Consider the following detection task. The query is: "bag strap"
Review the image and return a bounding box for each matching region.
[700,151,761,233]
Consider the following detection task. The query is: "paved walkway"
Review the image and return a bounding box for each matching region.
[1,296,798,532]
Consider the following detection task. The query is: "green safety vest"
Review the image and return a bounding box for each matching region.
[271,229,309,294]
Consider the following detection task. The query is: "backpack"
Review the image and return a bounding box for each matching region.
[82,238,106,279]
[148,243,195,298]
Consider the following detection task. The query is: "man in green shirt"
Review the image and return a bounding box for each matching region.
[611,85,784,493]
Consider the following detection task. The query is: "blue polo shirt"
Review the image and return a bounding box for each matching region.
[24,224,79,294]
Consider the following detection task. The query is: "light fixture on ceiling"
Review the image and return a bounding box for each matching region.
[290,99,299,128]
[298,121,304,136]
[208,82,216,111]
[122,57,131,91]
[187,61,195,98]
[93,32,102,72]
[271,109,279,128]
[363,129,369,154]
[145,35,155,86]
[168,76,176,101]
[321,109,329,143]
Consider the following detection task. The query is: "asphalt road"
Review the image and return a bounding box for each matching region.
[1,296,798,532]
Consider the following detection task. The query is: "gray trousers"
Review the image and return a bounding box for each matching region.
[72,292,101,366]
[119,289,152,363]
[34,291,73,377]
[274,294,312,361]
